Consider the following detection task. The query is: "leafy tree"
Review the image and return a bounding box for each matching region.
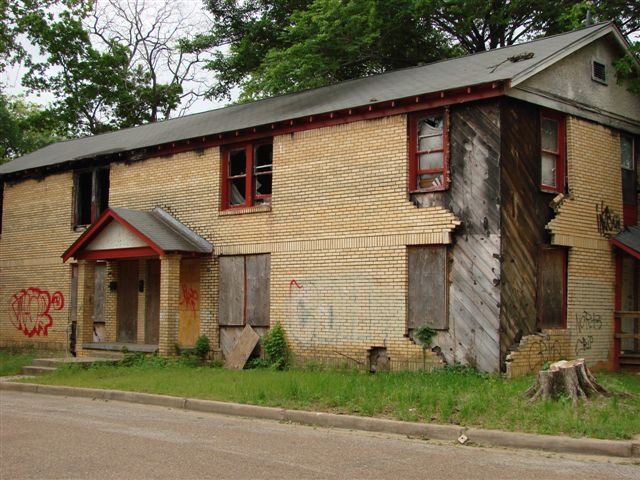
[194,0,639,100]
[240,0,454,100]
[6,0,210,137]
[0,94,62,163]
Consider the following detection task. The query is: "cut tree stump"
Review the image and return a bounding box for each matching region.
[524,359,610,407]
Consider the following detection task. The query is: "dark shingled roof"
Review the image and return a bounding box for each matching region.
[111,207,212,254]
[612,225,640,258]
[0,22,616,176]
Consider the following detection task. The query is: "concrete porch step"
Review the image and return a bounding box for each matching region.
[21,366,57,376]
[21,356,123,376]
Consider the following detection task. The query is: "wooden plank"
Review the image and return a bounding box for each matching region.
[93,263,106,323]
[220,327,243,359]
[225,324,260,369]
[218,256,245,326]
[500,99,557,363]
[116,260,139,343]
[615,333,640,339]
[145,259,160,345]
[178,258,201,346]
[246,254,270,327]
[615,311,640,318]
[408,246,447,329]
[538,248,566,328]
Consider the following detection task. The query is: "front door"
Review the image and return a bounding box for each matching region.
[117,260,139,343]
[145,259,160,344]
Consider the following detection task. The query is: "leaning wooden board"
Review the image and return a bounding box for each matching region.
[225,325,260,369]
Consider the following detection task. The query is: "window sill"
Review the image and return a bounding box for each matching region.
[409,187,448,194]
[219,205,272,217]
[540,186,563,194]
[73,225,89,232]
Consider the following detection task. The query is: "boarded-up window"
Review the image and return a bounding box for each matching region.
[219,254,270,327]
[408,246,448,330]
[537,247,567,329]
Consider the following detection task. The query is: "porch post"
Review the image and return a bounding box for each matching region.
[76,260,96,357]
[158,254,181,356]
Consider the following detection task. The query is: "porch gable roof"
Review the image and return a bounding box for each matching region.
[610,226,640,260]
[62,207,213,262]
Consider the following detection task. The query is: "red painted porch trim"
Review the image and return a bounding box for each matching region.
[76,247,158,260]
[613,253,622,370]
[610,238,640,261]
[62,208,165,262]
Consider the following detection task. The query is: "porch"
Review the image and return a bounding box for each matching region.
[63,207,213,357]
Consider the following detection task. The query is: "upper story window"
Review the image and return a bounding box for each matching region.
[409,110,448,192]
[540,110,565,193]
[222,140,273,209]
[621,134,634,171]
[74,167,109,227]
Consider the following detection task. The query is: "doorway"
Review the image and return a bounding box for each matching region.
[117,260,139,343]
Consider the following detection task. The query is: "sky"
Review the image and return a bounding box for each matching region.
[2,0,228,116]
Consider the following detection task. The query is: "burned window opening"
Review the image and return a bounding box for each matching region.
[74,167,109,227]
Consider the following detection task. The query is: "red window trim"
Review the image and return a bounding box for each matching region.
[540,110,566,194]
[408,108,449,193]
[221,139,273,210]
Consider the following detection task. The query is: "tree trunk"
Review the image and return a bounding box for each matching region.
[525,359,610,407]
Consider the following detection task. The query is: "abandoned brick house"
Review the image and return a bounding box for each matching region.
[1,22,638,374]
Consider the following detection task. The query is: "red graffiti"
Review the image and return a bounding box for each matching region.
[179,284,199,314]
[289,279,303,295]
[10,288,64,337]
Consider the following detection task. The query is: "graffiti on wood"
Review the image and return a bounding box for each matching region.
[595,201,621,237]
[10,288,64,337]
[179,283,199,315]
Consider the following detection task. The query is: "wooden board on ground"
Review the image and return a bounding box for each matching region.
[225,325,260,370]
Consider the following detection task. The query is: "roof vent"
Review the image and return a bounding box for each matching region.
[592,60,607,84]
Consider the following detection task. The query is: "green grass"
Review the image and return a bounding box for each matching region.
[21,357,640,440]
[0,348,36,376]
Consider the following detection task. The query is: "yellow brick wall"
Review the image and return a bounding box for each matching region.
[0,173,80,351]
[546,117,622,369]
[105,115,455,365]
[505,329,571,377]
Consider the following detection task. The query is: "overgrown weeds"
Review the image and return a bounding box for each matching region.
[24,358,640,440]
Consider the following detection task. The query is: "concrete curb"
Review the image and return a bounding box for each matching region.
[1,381,637,458]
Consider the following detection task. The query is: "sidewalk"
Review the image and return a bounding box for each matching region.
[1,380,638,459]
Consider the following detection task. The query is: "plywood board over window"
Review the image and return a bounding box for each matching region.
[408,246,448,330]
[218,254,271,327]
[178,258,201,346]
[537,246,567,329]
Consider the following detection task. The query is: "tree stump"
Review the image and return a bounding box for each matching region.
[524,359,610,407]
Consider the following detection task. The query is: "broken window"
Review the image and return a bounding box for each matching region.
[537,246,567,329]
[540,111,565,193]
[222,140,273,209]
[621,134,634,171]
[218,254,270,327]
[409,110,448,192]
[74,167,109,227]
[407,246,448,331]
[621,134,637,226]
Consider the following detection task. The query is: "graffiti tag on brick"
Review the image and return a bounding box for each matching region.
[10,288,64,337]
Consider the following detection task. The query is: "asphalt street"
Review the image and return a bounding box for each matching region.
[1,390,638,479]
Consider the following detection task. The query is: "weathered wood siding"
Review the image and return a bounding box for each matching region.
[500,99,555,365]
[444,102,502,372]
